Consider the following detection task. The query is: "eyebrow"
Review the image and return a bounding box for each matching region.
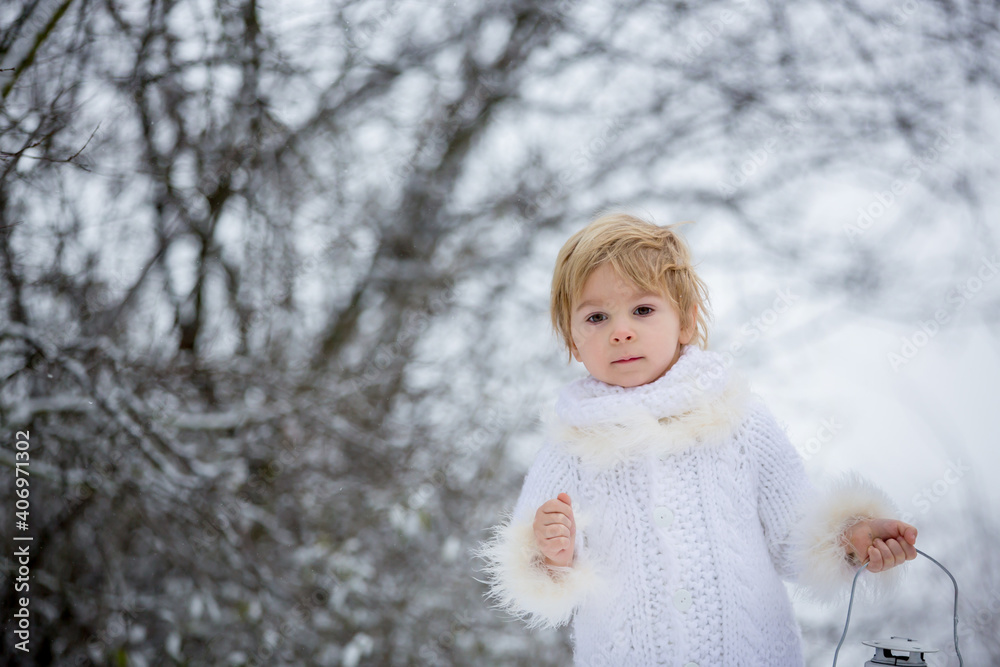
[574,293,663,312]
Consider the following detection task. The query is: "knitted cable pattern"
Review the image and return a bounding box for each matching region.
[477,345,901,666]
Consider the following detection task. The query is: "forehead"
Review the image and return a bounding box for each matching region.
[575,264,663,308]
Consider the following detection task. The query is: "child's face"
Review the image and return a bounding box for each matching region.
[570,263,694,387]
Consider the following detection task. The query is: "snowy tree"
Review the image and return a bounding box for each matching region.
[1,0,998,664]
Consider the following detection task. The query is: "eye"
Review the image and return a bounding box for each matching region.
[585,313,607,324]
[634,306,654,316]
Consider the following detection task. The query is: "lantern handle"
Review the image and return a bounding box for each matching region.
[831,548,962,667]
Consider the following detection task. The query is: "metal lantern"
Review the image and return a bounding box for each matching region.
[862,637,936,666]
[831,549,963,667]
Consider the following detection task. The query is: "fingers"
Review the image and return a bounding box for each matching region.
[540,495,573,516]
[860,518,919,573]
[875,518,918,544]
[899,532,918,561]
[533,493,577,566]
[539,531,571,554]
[542,535,573,553]
[534,526,572,563]
[537,495,575,529]
[900,522,918,546]
[883,537,906,564]
[867,545,883,572]
[537,510,572,528]
[867,537,909,572]
[538,521,572,540]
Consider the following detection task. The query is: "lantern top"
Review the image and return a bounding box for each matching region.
[862,637,938,653]
[862,637,938,666]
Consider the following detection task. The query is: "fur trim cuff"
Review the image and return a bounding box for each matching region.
[475,514,603,629]
[791,472,904,601]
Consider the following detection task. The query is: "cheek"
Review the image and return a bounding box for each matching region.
[651,322,681,345]
[571,324,594,351]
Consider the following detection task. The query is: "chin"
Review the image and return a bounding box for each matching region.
[613,376,654,388]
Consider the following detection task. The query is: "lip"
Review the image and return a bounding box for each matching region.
[612,356,642,364]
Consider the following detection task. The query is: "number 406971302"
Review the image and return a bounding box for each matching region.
[15,430,30,526]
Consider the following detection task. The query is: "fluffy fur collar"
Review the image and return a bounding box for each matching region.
[547,346,755,469]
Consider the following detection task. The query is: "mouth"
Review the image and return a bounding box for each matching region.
[612,356,642,364]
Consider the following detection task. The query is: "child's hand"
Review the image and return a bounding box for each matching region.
[845,518,918,573]
[533,492,575,568]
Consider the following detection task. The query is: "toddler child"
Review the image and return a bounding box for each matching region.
[477,212,917,666]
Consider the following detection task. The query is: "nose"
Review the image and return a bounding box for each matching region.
[611,327,634,343]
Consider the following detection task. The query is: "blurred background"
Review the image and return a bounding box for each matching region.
[1,0,998,664]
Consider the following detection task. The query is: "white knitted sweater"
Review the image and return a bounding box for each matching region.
[478,345,900,667]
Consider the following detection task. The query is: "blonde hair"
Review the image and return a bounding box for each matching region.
[550,212,711,358]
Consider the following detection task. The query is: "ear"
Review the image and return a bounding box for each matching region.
[570,341,582,362]
[678,304,697,345]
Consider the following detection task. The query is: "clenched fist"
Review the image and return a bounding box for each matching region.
[533,492,575,567]
[845,518,918,573]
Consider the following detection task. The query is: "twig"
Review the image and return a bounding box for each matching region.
[0,127,98,171]
[66,122,101,162]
